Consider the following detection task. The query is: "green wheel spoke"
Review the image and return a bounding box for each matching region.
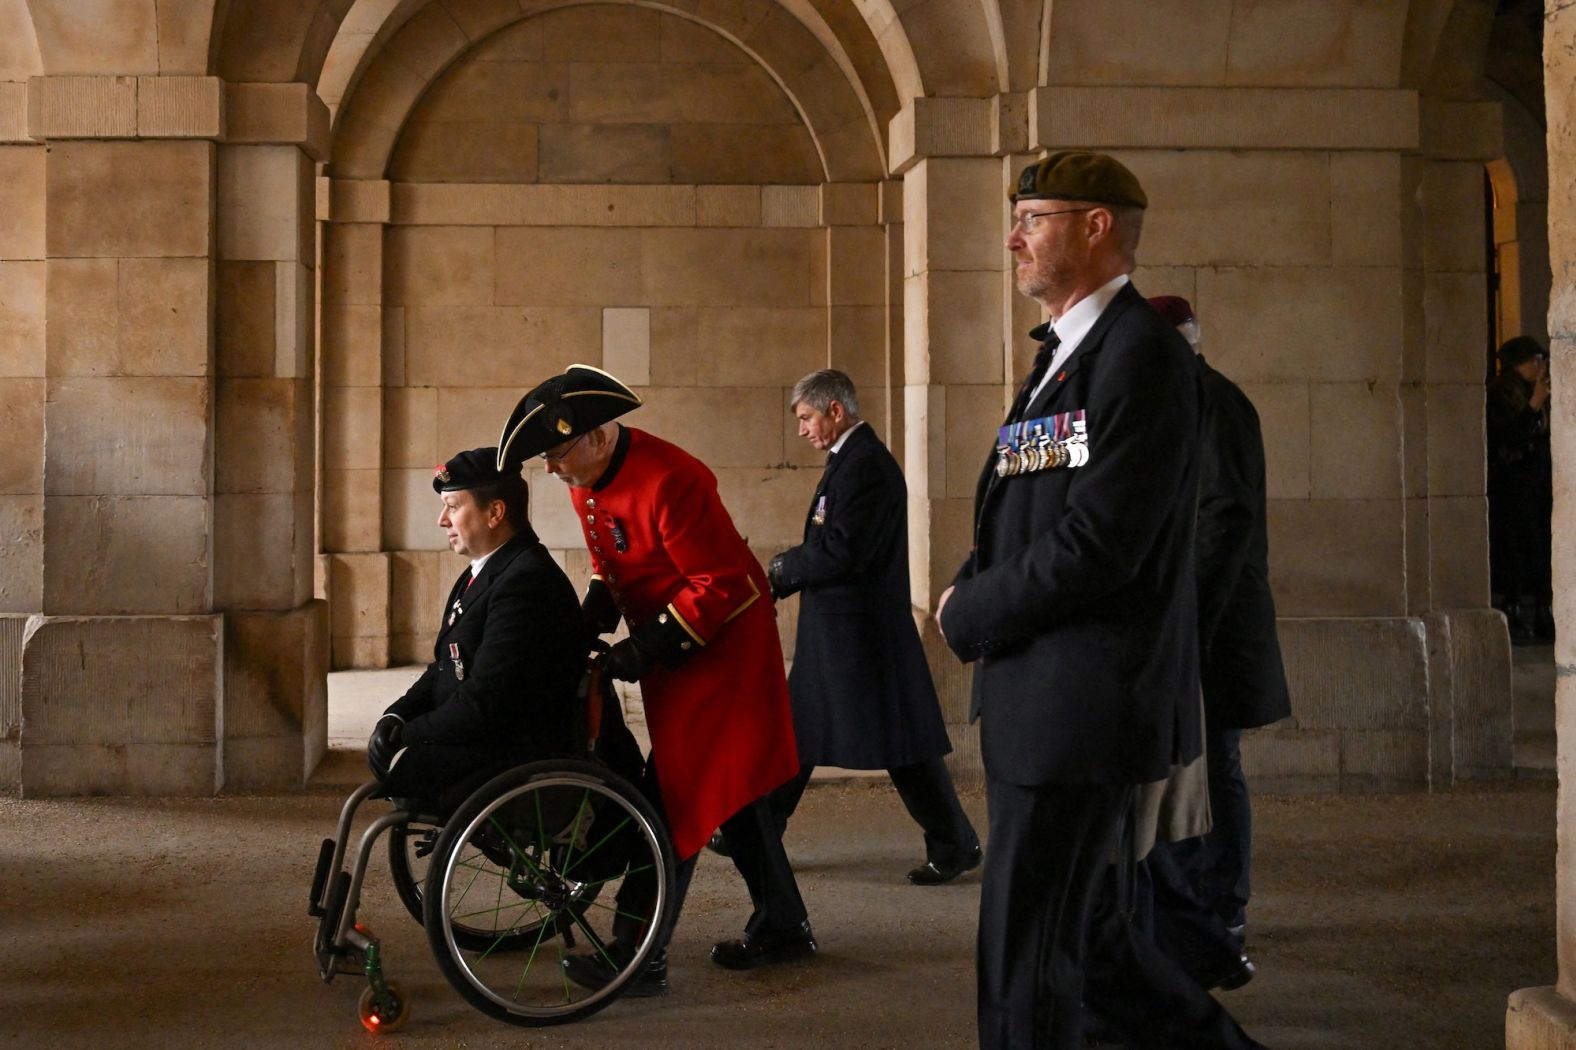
[582,895,660,925]
[560,814,635,879]
[556,789,595,876]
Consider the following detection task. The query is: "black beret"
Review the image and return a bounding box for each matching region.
[1011,150,1148,209]
[433,447,505,493]
[497,364,643,472]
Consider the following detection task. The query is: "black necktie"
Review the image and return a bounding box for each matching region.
[1006,332,1061,423]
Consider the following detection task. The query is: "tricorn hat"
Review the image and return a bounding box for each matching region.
[434,447,507,493]
[497,364,643,472]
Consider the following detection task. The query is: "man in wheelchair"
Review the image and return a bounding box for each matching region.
[366,447,585,807]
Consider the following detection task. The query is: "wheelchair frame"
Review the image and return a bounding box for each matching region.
[307,656,674,1033]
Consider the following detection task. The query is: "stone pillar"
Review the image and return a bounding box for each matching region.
[319,187,390,670]
[23,76,224,794]
[3,77,330,795]
[891,98,1011,784]
[1504,4,1576,1042]
[0,140,45,789]
[1414,97,1514,786]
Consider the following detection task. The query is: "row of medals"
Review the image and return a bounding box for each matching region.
[995,433,1090,477]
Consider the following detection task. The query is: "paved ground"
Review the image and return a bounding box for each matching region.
[0,651,1556,1050]
[0,778,1555,1050]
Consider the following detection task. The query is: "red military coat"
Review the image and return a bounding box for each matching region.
[570,427,798,859]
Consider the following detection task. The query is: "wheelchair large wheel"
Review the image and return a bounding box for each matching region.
[422,759,673,1026]
[394,813,594,953]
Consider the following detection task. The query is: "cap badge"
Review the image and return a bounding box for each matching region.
[556,418,572,435]
[434,465,450,483]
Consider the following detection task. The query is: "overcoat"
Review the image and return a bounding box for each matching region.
[388,527,584,756]
[568,427,799,859]
[1195,358,1291,731]
[773,423,952,769]
[940,282,1203,787]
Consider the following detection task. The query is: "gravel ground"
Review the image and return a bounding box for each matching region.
[0,779,1554,1049]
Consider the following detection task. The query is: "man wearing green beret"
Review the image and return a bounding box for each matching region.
[937,151,1264,1048]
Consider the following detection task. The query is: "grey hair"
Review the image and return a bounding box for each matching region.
[1110,204,1145,260]
[790,369,860,417]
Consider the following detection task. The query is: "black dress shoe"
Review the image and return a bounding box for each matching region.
[562,946,668,997]
[710,921,816,970]
[1203,953,1255,991]
[908,844,983,885]
[705,829,732,858]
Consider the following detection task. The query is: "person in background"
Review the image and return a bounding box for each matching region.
[765,368,980,886]
[1487,334,1554,643]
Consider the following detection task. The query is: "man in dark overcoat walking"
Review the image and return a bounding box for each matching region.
[766,369,980,884]
[937,151,1263,1049]
[1146,296,1292,957]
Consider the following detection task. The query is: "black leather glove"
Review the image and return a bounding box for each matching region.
[603,637,655,683]
[367,715,403,779]
[767,554,790,600]
[580,578,622,636]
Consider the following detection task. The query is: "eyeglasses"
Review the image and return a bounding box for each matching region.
[1010,206,1097,234]
[539,432,588,462]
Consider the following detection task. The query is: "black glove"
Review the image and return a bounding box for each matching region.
[580,578,622,636]
[603,637,655,683]
[767,554,790,599]
[367,715,403,779]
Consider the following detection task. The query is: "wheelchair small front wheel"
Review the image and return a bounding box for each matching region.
[422,758,674,1026]
[358,981,411,1033]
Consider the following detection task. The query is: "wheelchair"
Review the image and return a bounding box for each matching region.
[308,647,674,1032]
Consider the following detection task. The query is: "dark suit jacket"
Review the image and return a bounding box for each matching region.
[940,282,1203,786]
[387,527,583,755]
[1195,357,1291,730]
[774,423,952,769]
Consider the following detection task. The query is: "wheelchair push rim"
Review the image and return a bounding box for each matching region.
[423,759,673,1026]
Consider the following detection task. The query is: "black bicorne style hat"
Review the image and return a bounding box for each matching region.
[497,364,644,472]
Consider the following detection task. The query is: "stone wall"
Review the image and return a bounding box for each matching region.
[321,5,898,670]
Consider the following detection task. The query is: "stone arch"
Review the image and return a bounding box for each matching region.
[861,0,995,98]
[328,0,888,182]
[0,0,42,80]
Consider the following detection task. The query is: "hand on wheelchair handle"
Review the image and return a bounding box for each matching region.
[367,715,403,778]
[602,638,652,683]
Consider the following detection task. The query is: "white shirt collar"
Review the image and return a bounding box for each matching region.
[1029,273,1131,404]
[829,419,865,455]
[469,547,498,580]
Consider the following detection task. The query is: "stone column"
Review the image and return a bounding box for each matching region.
[891,98,1011,784]
[3,77,330,795]
[0,137,46,789]
[319,193,390,670]
[21,77,224,794]
[212,80,333,789]
[821,181,891,435]
[1504,3,1576,1042]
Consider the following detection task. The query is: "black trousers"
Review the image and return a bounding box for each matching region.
[379,742,515,812]
[979,777,1262,1050]
[1136,845,1245,989]
[612,760,809,951]
[1169,729,1251,930]
[770,757,980,868]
